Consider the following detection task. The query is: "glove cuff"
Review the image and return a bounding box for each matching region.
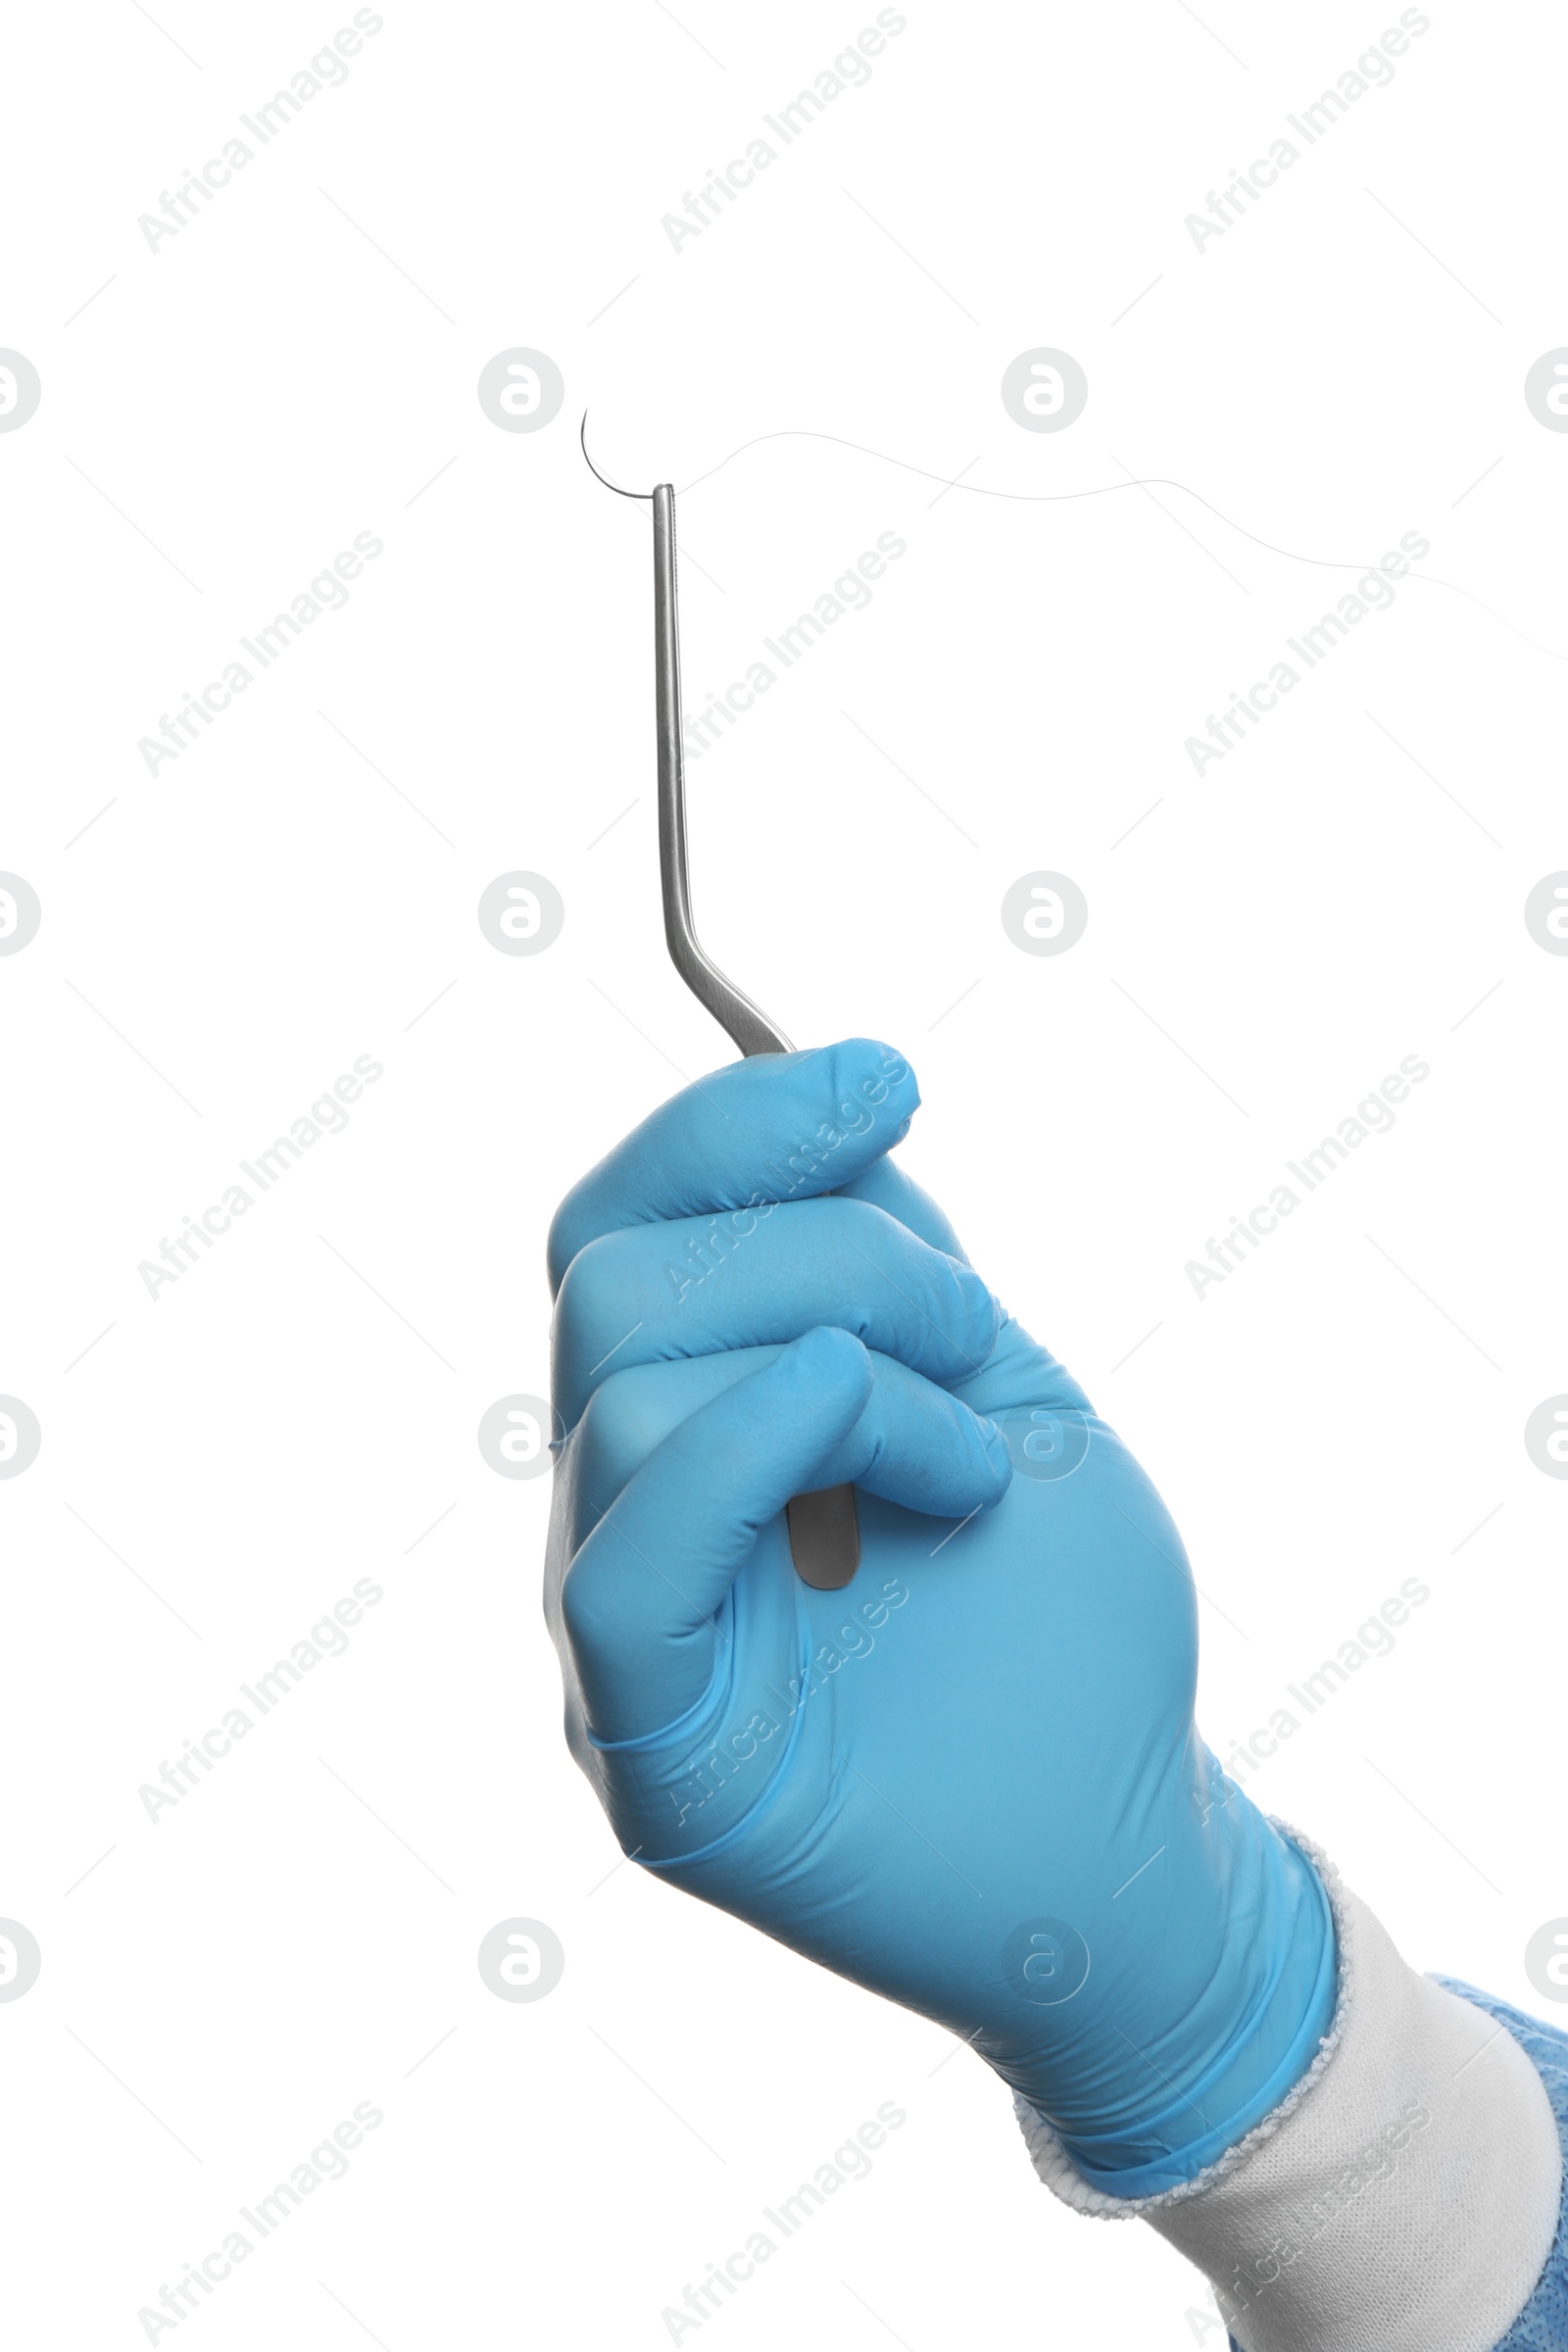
[1012,1823,1562,2352]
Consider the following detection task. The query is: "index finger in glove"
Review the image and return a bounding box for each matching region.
[547,1039,918,1295]
[552,1195,1001,1429]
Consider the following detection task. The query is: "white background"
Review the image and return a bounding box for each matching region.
[3,1,1565,2344]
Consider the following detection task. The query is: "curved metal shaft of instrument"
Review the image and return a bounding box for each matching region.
[651,481,859,1592]
[654,483,793,1060]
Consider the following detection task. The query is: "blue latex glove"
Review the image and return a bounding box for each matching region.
[544,1040,1336,2191]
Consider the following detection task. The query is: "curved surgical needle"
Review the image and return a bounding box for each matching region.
[580,415,860,1592]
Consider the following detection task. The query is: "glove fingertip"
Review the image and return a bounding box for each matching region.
[781,1323,875,1403]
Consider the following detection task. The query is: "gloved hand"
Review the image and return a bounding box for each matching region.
[544,1039,1335,2192]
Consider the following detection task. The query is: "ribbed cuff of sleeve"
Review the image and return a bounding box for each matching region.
[1012,1824,1563,2352]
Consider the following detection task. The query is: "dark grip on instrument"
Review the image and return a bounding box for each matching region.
[786,1484,862,1590]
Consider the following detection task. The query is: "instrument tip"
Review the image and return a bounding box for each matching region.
[579,412,654,501]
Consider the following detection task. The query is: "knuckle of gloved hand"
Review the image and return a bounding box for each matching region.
[553,1230,628,1362]
[545,1197,587,1295]
[927,1250,1002,1370]
[559,1549,617,1665]
[824,1200,988,1367]
[826,1193,900,1256]
[570,1366,678,1499]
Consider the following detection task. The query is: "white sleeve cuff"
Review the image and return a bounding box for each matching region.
[1012,1825,1562,2352]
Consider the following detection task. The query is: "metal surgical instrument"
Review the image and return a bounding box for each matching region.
[581,416,860,1592]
